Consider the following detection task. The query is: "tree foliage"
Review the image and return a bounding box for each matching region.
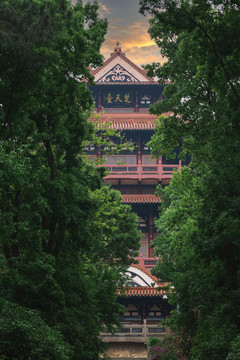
[139,1,240,359]
[0,300,71,360]
[0,1,141,359]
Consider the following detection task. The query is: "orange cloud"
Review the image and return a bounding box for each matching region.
[101,19,164,66]
[80,1,165,67]
[99,2,111,15]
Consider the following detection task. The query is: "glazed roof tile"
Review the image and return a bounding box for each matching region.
[90,113,172,131]
[122,194,161,204]
[117,265,168,297]
[91,113,154,130]
[126,287,164,296]
[118,286,165,297]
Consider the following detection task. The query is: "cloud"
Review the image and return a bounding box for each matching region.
[74,0,165,66]
[80,0,111,17]
[127,45,165,67]
[101,19,164,66]
[99,2,111,14]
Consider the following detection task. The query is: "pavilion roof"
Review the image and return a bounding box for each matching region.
[90,112,172,131]
[130,263,160,285]
[94,113,156,130]
[121,194,161,204]
[121,286,165,297]
[118,261,168,297]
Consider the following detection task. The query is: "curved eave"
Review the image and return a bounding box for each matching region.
[90,114,157,130]
[129,264,160,285]
[101,122,156,131]
[122,194,161,204]
[118,286,165,297]
[90,112,172,131]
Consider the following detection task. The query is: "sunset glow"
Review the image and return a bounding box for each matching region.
[81,0,164,66]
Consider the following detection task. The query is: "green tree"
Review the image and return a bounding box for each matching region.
[139,1,240,359]
[0,1,141,359]
[0,300,71,360]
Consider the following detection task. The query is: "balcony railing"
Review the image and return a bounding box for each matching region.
[100,322,171,343]
[135,256,158,270]
[102,163,181,180]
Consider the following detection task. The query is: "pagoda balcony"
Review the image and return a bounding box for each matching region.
[134,256,158,270]
[100,322,171,344]
[102,163,181,181]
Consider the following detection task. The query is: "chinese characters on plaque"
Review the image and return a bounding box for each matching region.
[103,92,134,107]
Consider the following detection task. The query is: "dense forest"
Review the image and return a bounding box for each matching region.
[1,0,240,359]
[139,1,240,359]
[0,1,141,359]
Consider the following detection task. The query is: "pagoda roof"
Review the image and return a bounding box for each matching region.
[91,44,156,84]
[120,286,165,297]
[122,194,161,204]
[118,264,168,297]
[90,112,172,131]
[130,264,160,285]
[96,113,156,130]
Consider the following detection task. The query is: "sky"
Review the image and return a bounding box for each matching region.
[81,0,163,67]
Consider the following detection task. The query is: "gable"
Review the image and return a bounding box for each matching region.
[92,46,154,84]
[98,63,139,83]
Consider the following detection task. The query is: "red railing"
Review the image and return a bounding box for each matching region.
[102,163,181,180]
[135,254,158,270]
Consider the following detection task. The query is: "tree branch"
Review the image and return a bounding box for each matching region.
[45,140,55,181]
[180,9,240,102]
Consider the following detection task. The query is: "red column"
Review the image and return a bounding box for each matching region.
[134,92,139,112]
[137,139,142,164]
[97,92,102,112]
[137,139,142,181]
[148,212,154,258]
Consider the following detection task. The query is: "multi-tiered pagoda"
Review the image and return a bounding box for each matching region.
[88,44,179,357]
[89,43,181,267]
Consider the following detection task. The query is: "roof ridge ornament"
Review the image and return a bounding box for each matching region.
[111,41,125,56]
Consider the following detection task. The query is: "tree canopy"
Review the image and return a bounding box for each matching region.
[139,1,240,359]
[0,1,141,359]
